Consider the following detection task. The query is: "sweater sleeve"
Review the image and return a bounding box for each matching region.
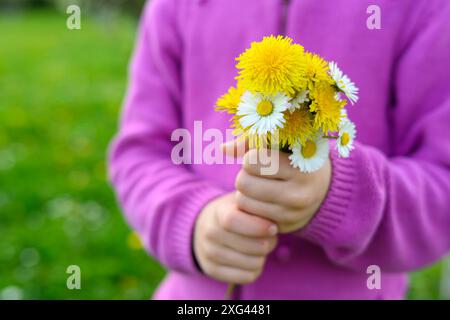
[299,2,450,272]
[108,0,225,274]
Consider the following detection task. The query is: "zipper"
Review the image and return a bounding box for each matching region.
[280,0,290,35]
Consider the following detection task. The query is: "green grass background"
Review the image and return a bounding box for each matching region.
[0,9,445,299]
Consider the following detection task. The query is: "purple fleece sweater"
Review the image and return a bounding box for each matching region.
[108,0,450,299]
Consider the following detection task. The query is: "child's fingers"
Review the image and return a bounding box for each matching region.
[209,226,277,256]
[203,262,262,285]
[243,148,293,180]
[235,170,285,203]
[203,242,265,271]
[236,191,285,223]
[217,207,277,238]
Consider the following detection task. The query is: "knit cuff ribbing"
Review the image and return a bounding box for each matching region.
[165,183,225,274]
[298,143,356,246]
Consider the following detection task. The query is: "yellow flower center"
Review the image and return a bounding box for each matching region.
[256,100,274,116]
[301,140,317,158]
[341,132,350,146]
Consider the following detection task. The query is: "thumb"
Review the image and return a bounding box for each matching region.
[221,135,249,158]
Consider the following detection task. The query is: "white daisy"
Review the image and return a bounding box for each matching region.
[329,61,359,104]
[237,91,291,135]
[336,118,356,158]
[289,134,330,173]
[288,89,309,113]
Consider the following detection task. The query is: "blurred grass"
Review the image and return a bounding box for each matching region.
[0,9,165,299]
[0,9,445,300]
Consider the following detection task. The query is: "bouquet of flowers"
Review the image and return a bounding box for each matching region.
[216,36,359,173]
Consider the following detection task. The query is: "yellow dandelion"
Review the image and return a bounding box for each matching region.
[309,82,346,133]
[302,52,333,90]
[215,83,246,114]
[278,108,316,147]
[236,35,305,96]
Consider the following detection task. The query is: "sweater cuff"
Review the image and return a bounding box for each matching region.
[164,183,225,274]
[297,142,356,246]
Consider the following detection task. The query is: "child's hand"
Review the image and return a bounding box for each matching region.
[193,192,278,284]
[224,140,332,233]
